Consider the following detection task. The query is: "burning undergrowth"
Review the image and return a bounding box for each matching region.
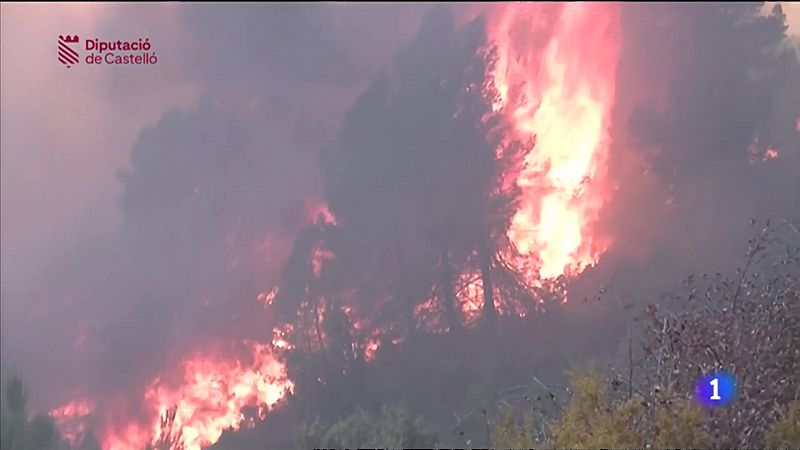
[3,3,798,450]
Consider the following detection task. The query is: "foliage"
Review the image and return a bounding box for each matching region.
[0,374,62,450]
[296,404,437,449]
[490,372,712,449]
[637,219,800,447]
[765,399,800,449]
[549,372,644,448]
[490,408,537,448]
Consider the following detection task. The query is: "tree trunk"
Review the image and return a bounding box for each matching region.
[440,247,460,332]
[478,235,496,328]
[405,292,417,338]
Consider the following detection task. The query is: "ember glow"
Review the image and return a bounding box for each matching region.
[305,199,338,226]
[486,3,621,280]
[50,398,95,420]
[764,147,780,159]
[749,135,784,162]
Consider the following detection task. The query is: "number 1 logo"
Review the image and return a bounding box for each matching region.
[709,377,721,400]
[695,371,735,407]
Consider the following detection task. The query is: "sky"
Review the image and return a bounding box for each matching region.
[0,1,429,299]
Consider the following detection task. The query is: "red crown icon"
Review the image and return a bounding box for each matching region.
[58,35,80,68]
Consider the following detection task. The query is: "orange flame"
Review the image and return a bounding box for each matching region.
[455,269,484,326]
[50,398,95,420]
[50,398,95,447]
[749,135,783,162]
[257,287,279,306]
[141,345,289,450]
[486,3,620,280]
[311,242,335,279]
[55,343,292,450]
[764,147,780,159]
[305,199,337,226]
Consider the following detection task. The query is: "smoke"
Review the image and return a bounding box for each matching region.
[600,3,798,277]
[565,2,800,330]
[1,2,429,419]
[1,2,798,446]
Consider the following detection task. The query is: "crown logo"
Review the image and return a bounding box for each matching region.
[58,35,80,68]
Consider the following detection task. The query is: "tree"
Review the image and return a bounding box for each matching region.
[637,220,799,447]
[489,371,711,449]
[319,6,509,335]
[765,399,800,449]
[1,374,62,450]
[296,404,437,449]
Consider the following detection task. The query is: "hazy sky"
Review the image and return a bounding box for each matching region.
[0,2,428,290]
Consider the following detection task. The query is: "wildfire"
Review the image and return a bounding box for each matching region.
[305,199,337,226]
[455,269,484,326]
[51,398,95,420]
[764,147,780,159]
[50,398,95,447]
[54,343,291,450]
[749,135,783,162]
[257,287,279,306]
[47,6,629,448]
[311,241,335,279]
[486,3,620,280]
[141,344,289,450]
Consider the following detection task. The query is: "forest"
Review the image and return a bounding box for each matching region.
[2,3,799,450]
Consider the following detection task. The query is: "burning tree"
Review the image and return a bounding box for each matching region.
[267,2,625,435]
[318,6,511,334]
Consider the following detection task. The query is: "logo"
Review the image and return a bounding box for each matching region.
[58,35,80,68]
[57,35,158,68]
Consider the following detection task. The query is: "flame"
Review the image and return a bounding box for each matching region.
[49,7,627,448]
[50,398,95,447]
[50,398,95,419]
[749,135,783,162]
[271,324,295,351]
[138,343,290,450]
[486,3,620,280]
[305,199,337,226]
[311,242,335,279]
[364,338,380,362]
[54,343,292,450]
[764,147,780,159]
[455,269,484,326]
[257,287,279,306]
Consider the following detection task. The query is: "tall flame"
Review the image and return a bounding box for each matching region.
[46,5,626,447]
[487,3,620,280]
